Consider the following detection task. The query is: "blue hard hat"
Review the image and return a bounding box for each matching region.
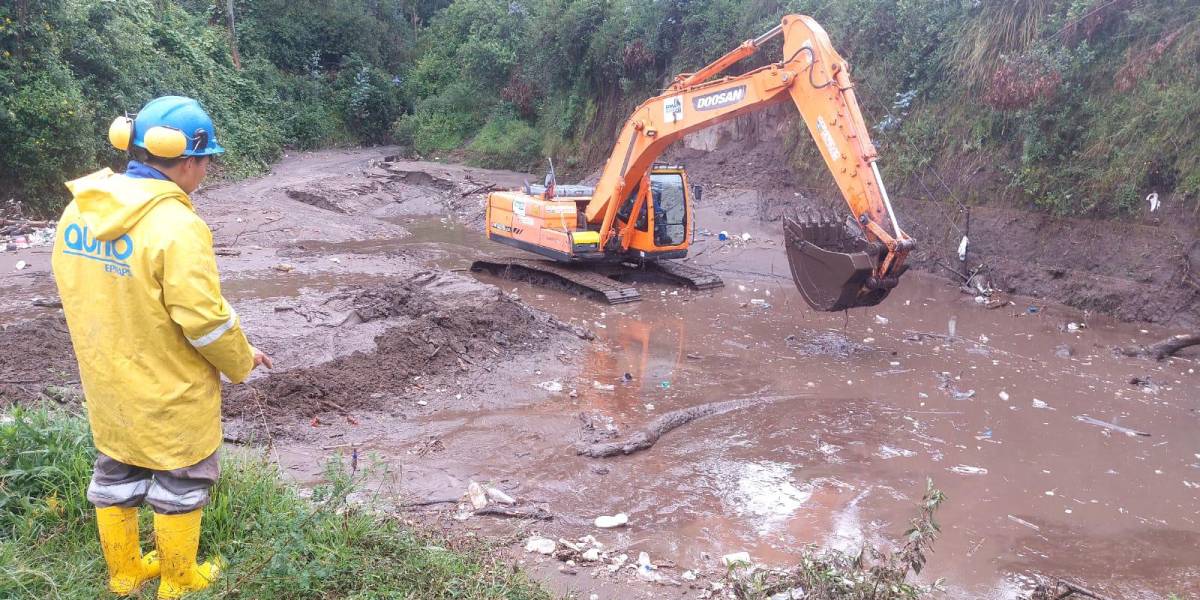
[132,96,225,157]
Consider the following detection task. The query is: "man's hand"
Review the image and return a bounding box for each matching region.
[251,346,273,370]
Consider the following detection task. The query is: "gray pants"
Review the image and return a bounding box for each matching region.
[87,450,219,515]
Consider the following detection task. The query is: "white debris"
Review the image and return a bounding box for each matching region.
[524,537,556,555]
[607,553,628,572]
[635,551,660,581]
[485,487,516,505]
[1147,192,1160,212]
[948,465,988,475]
[741,232,751,241]
[1032,398,1049,409]
[722,552,752,567]
[681,570,697,581]
[957,236,969,261]
[536,381,564,393]
[594,513,628,528]
[467,481,488,509]
[874,314,889,325]
[877,445,917,459]
[582,548,601,562]
[999,391,1010,401]
[592,381,615,391]
[14,260,27,270]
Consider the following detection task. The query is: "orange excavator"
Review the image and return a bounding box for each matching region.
[472,14,915,310]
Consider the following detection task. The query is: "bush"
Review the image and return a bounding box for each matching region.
[467,114,543,170]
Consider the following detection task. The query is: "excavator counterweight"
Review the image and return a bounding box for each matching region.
[479,14,914,309]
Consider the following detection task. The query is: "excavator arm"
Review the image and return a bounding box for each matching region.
[584,15,915,310]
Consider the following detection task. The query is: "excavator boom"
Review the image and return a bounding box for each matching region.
[583,15,915,310]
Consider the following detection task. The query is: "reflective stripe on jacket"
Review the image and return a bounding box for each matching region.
[52,168,254,470]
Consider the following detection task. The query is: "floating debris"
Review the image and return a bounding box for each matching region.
[1075,415,1150,437]
[949,465,989,475]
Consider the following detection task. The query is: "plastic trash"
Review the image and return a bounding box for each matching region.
[718,231,729,241]
[722,552,752,567]
[1147,192,1160,212]
[14,260,27,271]
[740,232,751,242]
[1027,305,1040,314]
[948,465,988,475]
[592,381,615,391]
[957,236,969,261]
[874,315,889,325]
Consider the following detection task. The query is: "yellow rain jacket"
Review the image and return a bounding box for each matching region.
[52,168,254,470]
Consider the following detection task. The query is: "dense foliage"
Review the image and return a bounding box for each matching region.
[0,0,422,213]
[2,0,1198,215]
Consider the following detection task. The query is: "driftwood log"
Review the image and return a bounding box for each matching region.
[1120,333,1200,360]
[575,395,799,458]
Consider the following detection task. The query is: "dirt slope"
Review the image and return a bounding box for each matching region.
[664,110,1200,328]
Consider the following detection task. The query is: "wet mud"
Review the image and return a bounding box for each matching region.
[2,148,1197,599]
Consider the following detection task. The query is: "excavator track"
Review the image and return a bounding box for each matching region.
[471,258,641,304]
[647,260,724,290]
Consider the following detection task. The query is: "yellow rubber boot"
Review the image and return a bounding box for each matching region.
[95,506,160,595]
[153,509,223,599]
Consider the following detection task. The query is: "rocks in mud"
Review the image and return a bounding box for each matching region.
[594,513,628,528]
[485,486,516,505]
[467,481,488,509]
[524,537,556,555]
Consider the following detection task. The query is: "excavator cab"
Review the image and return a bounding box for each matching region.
[614,167,693,257]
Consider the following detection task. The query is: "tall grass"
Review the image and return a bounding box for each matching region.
[0,407,552,599]
[952,0,1056,87]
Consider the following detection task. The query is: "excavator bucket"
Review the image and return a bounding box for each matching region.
[783,213,891,311]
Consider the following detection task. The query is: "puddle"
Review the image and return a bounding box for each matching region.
[272,216,1200,598]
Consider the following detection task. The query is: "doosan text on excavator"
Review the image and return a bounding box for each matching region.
[473,14,916,310]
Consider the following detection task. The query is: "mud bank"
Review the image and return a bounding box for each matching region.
[4,148,1197,600]
[664,109,1200,329]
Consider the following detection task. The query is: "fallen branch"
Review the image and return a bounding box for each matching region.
[460,182,496,197]
[575,394,799,458]
[474,506,553,521]
[1120,333,1200,360]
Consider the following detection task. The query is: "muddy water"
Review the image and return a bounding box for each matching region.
[277,218,1199,599]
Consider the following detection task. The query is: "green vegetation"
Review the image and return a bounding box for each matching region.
[0,0,416,214]
[3,0,1197,215]
[736,479,946,600]
[0,408,553,599]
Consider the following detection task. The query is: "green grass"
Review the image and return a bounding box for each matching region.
[0,407,553,599]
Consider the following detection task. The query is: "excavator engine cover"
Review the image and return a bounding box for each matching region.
[784,214,891,311]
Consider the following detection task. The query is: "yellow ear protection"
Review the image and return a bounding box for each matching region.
[108,115,208,158]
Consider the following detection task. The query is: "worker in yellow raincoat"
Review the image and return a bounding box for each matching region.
[51,96,272,599]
